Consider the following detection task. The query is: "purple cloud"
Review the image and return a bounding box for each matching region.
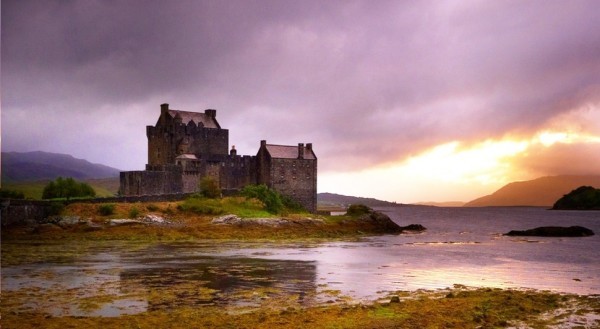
[2,0,599,175]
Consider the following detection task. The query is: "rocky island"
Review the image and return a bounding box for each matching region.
[552,186,600,210]
[505,226,594,237]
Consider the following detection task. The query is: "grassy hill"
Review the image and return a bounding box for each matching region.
[2,151,120,183]
[464,175,600,207]
[1,151,122,199]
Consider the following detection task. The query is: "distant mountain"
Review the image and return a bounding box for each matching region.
[318,192,400,208]
[464,175,600,207]
[1,151,121,183]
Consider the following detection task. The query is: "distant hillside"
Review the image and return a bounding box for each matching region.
[1,151,121,183]
[464,175,600,207]
[318,192,400,208]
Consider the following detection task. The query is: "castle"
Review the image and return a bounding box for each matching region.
[119,104,317,212]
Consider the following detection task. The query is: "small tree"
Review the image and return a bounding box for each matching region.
[42,177,96,200]
[199,177,221,198]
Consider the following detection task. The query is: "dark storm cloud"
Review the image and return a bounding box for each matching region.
[2,0,599,172]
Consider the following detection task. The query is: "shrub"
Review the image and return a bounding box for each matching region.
[98,203,115,216]
[129,207,140,218]
[241,185,283,214]
[199,177,221,199]
[42,177,96,200]
[346,204,372,216]
[146,204,159,212]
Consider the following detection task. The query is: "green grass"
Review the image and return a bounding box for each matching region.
[178,196,274,218]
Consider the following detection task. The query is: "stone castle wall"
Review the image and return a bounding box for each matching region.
[120,170,184,196]
[268,158,317,213]
[121,155,259,196]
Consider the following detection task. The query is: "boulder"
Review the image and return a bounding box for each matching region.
[505,226,594,237]
[212,214,244,225]
[141,214,170,225]
[109,219,145,226]
[357,211,404,234]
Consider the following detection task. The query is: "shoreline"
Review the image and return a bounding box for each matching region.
[1,199,418,241]
[2,283,598,328]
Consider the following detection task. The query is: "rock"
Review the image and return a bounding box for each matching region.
[212,214,323,227]
[48,216,81,228]
[400,224,426,232]
[109,219,145,226]
[142,214,170,225]
[107,215,171,227]
[505,226,594,237]
[212,214,243,225]
[357,211,404,233]
[390,296,400,303]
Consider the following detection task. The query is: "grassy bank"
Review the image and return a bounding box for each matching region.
[1,197,401,241]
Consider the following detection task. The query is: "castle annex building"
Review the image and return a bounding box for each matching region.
[120,104,317,212]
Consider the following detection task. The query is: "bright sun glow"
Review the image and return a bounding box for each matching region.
[319,128,600,203]
[537,131,568,146]
[402,140,528,185]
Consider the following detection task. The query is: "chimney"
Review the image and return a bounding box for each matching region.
[204,109,216,119]
[161,103,169,115]
[260,140,267,148]
[298,143,305,159]
[230,145,237,156]
[306,143,312,151]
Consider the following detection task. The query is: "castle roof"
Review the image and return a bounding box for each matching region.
[266,144,316,159]
[168,110,220,129]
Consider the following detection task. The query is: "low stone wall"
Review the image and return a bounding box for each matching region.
[1,199,53,226]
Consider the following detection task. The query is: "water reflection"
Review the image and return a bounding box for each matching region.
[1,246,318,317]
[119,256,318,311]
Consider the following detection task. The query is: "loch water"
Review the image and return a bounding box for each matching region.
[2,206,599,316]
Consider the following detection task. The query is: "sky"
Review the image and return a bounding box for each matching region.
[2,0,600,203]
